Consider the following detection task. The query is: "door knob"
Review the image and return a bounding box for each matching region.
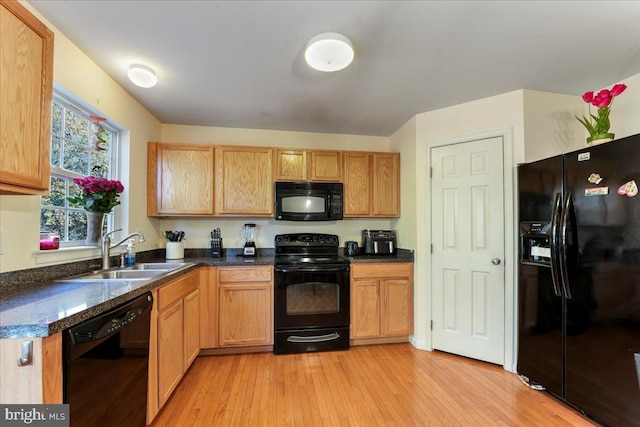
[491,258,501,265]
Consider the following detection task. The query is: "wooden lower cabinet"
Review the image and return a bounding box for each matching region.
[199,267,218,349]
[0,334,62,404]
[183,288,200,366]
[351,263,413,343]
[149,269,200,420]
[157,299,184,406]
[218,266,273,347]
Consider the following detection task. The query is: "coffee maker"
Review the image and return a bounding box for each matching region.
[240,223,257,257]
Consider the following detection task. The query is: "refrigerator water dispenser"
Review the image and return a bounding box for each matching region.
[520,221,552,266]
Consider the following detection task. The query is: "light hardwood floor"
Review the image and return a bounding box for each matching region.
[150,343,596,426]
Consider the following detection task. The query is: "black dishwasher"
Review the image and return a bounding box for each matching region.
[63,292,153,427]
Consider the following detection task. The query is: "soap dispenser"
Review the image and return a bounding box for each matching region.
[124,238,136,266]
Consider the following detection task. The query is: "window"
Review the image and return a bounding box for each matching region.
[40,92,119,246]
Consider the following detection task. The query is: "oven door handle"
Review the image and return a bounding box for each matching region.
[275,266,350,273]
[287,333,341,343]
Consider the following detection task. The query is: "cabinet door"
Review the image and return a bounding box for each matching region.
[148,143,215,215]
[372,153,400,217]
[183,288,200,369]
[351,279,380,338]
[216,146,273,215]
[382,279,413,336]
[343,152,371,216]
[218,283,273,347]
[275,149,306,181]
[0,1,53,195]
[199,267,218,349]
[157,300,184,407]
[309,150,342,181]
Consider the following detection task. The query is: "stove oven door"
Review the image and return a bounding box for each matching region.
[274,264,350,354]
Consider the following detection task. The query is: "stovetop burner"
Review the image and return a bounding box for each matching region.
[274,233,349,266]
[274,255,348,266]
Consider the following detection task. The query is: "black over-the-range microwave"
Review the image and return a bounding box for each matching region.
[274,181,343,221]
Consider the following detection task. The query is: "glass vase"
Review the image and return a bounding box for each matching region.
[86,211,105,245]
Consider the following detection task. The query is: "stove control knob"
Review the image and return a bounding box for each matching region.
[275,235,289,245]
[330,236,338,245]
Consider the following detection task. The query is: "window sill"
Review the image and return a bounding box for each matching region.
[33,245,102,266]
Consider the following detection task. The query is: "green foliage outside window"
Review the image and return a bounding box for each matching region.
[40,97,115,243]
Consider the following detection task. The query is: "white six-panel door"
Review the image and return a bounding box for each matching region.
[431,137,505,365]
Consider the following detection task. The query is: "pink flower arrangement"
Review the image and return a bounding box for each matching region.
[576,83,627,143]
[67,177,124,212]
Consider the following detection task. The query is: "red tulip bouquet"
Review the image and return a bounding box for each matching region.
[576,83,627,144]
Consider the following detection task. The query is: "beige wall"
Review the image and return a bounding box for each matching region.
[395,74,640,368]
[157,125,393,251]
[161,124,389,151]
[605,72,640,140]
[523,90,584,162]
[405,90,524,361]
[389,117,417,251]
[0,2,162,273]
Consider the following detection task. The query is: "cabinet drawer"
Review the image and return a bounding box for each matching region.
[157,270,200,311]
[219,266,272,283]
[351,263,412,279]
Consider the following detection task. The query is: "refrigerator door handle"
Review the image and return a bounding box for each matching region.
[549,193,563,297]
[559,192,574,300]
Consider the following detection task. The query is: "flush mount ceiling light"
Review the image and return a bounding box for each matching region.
[127,64,158,88]
[304,32,354,72]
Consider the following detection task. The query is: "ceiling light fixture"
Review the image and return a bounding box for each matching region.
[127,64,158,88]
[304,32,354,72]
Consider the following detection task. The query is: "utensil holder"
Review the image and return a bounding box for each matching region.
[210,238,223,258]
[166,241,184,260]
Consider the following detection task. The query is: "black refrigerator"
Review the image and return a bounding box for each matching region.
[517,133,640,426]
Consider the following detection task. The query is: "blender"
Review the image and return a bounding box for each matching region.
[240,223,257,257]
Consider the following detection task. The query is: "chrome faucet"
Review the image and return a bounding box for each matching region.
[101,229,145,270]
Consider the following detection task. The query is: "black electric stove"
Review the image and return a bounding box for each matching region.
[273,233,350,354]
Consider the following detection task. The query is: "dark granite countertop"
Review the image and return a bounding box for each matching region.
[0,247,412,339]
[341,248,414,263]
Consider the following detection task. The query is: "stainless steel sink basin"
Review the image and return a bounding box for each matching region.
[56,261,194,283]
[124,262,190,271]
[63,269,167,282]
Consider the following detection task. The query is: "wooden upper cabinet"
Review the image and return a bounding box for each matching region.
[309,150,342,181]
[147,142,215,216]
[343,152,371,216]
[0,0,54,195]
[215,146,273,215]
[344,152,400,217]
[274,149,341,182]
[372,153,400,217]
[274,149,306,181]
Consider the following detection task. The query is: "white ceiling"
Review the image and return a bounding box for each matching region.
[29,1,640,137]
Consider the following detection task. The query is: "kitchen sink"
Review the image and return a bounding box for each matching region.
[57,262,194,283]
[62,269,167,282]
[124,262,190,271]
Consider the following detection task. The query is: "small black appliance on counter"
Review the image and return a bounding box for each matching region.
[362,229,397,255]
[345,241,359,256]
[210,227,223,257]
